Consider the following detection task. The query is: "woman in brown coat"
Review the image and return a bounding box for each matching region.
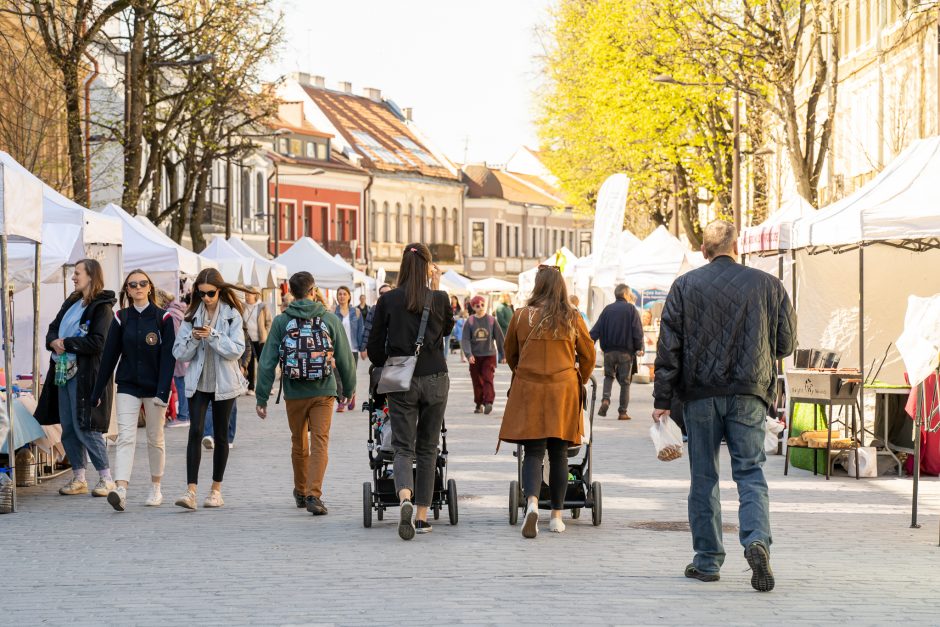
[500,265,595,538]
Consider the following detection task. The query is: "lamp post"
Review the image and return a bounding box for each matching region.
[653,74,745,232]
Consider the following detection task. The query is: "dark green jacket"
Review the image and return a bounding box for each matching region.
[255,299,356,406]
[496,303,514,333]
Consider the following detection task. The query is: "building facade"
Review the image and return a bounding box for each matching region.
[278,73,465,278]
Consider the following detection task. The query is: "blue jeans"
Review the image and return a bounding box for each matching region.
[58,376,110,472]
[174,375,189,421]
[203,402,237,443]
[684,395,770,574]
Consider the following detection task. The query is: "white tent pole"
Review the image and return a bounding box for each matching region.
[31,244,41,397]
[858,246,865,438]
[1,234,18,511]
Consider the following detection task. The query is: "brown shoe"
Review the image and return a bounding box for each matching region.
[618,412,631,421]
[598,399,610,417]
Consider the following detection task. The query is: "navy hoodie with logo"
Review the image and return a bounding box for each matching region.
[91,303,177,404]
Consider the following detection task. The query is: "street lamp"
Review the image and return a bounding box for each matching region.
[653,73,743,233]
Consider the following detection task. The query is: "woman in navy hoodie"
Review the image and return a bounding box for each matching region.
[91,270,176,511]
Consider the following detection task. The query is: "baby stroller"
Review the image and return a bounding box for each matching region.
[361,368,458,528]
[508,375,602,526]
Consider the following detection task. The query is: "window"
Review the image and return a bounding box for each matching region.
[382,201,390,242]
[394,135,440,167]
[305,142,315,158]
[496,222,504,257]
[552,229,558,252]
[405,204,413,242]
[279,138,289,153]
[289,139,302,156]
[316,142,328,160]
[281,202,296,240]
[370,200,378,241]
[350,129,403,165]
[419,205,427,241]
[430,206,437,243]
[240,170,251,220]
[471,221,485,257]
[303,204,315,237]
[394,203,402,243]
[514,226,520,257]
[255,173,265,219]
[441,207,449,244]
[452,210,459,248]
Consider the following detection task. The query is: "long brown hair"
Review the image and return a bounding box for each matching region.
[120,269,157,309]
[397,243,434,314]
[184,268,246,322]
[526,265,576,338]
[71,258,105,305]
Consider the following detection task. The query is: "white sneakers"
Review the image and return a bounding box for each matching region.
[145,484,163,507]
[202,436,214,450]
[175,490,197,510]
[92,478,116,498]
[549,518,566,533]
[107,486,127,512]
[522,503,539,538]
[203,490,224,508]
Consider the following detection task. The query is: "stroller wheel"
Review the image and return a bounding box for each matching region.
[447,479,458,525]
[377,508,384,521]
[591,481,602,526]
[433,504,441,520]
[362,482,373,528]
[571,508,581,520]
[508,480,519,525]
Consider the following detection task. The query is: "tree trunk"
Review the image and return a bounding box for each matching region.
[121,3,148,213]
[189,165,211,252]
[675,164,703,248]
[62,63,88,206]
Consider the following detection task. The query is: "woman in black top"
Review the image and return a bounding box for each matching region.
[91,269,176,511]
[367,243,453,540]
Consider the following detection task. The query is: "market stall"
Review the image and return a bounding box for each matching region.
[0,151,44,512]
[440,269,472,297]
[226,236,288,288]
[517,246,579,302]
[274,237,355,289]
[201,236,253,285]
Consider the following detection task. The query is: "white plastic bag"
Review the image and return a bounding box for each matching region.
[650,417,683,462]
[846,446,878,478]
[764,417,785,453]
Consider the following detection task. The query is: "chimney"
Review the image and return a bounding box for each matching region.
[338,81,352,94]
[402,107,413,121]
[363,87,382,101]
[311,75,325,88]
[291,71,311,86]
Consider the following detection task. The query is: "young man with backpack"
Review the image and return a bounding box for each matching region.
[461,295,505,414]
[254,272,356,515]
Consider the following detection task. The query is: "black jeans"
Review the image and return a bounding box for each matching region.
[248,340,263,390]
[387,372,449,506]
[603,350,634,413]
[187,391,236,484]
[522,437,569,510]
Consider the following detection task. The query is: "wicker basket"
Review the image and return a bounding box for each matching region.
[15,449,37,487]
[0,475,12,514]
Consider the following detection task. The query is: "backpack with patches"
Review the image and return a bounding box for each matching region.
[277,316,334,394]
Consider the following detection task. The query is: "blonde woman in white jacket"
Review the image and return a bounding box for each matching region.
[172,269,248,510]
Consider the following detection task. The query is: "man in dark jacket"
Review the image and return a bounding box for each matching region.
[590,284,644,420]
[653,220,795,592]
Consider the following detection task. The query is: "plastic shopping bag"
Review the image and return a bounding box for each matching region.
[650,417,683,462]
[764,417,785,453]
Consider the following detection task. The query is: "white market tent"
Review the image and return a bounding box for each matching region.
[0,151,44,511]
[788,136,940,385]
[275,237,355,289]
[102,204,211,296]
[441,269,472,296]
[573,230,642,318]
[740,192,814,301]
[226,237,288,288]
[468,277,518,293]
[202,236,253,285]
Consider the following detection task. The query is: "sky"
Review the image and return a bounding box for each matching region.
[269,0,553,166]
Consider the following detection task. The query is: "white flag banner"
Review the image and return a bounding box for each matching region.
[592,173,630,271]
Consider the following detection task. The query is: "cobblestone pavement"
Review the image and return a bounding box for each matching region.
[4,358,940,626]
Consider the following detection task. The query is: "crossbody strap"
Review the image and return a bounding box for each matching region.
[414,290,434,356]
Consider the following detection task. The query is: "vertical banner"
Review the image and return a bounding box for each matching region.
[591,173,630,271]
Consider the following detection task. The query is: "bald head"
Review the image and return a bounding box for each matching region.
[701,219,738,261]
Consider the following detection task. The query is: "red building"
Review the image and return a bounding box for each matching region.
[267,101,370,260]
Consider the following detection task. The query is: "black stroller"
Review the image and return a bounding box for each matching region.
[361,370,458,528]
[508,375,602,526]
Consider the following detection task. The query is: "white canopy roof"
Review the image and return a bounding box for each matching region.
[740,192,814,253]
[0,151,43,242]
[518,247,580,299]
[275,237,355,289]
[102,204,207,276]
[468,277,518,293]
[792,136,940,249]
[202,236,254,285]
[607,226,705,291]
[441,269,473,296]
[226,237,288,287]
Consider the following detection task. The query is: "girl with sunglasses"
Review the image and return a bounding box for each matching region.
[91,270,176,511]
[172,268,249,510]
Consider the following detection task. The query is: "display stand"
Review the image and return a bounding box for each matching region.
[784,395,860,480]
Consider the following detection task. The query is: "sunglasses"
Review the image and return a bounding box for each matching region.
[127,280,150,289]
[198,289,218,299]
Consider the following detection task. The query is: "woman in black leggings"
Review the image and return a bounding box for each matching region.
[499,265,595,538]
[172,268,249,510]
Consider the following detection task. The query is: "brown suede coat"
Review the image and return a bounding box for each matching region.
[499,306,596,445]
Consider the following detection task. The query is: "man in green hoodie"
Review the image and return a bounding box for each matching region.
[255,271,356,515]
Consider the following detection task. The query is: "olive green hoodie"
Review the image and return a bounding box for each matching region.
[255,299,356,407]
